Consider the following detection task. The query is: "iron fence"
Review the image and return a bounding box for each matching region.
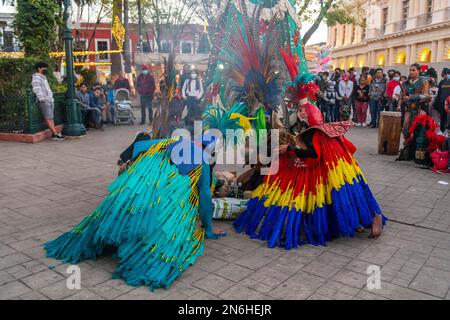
[0,89,66,134]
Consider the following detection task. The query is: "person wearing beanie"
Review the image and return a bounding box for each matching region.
[137,65,156,125]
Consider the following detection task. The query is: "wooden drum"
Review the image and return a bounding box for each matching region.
[378,111,402,155]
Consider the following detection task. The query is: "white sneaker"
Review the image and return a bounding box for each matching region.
[355,123,361,127]
[362,123,367,127]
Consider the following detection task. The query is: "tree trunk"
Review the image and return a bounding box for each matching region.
[302,0,334,46]
[124,0,131,73]
[111,0,123,75]
[137,0,143,52]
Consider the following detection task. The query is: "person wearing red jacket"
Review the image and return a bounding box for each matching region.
[136,65,156,125]
[386,71,401,111]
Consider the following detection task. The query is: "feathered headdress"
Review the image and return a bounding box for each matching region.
[202,102,253,135]
[219,0,283,114]
[280,48,319,105]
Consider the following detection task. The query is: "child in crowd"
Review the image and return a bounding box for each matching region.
[322,81,338,122]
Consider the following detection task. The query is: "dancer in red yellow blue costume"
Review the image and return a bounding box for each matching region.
[234,50,387,250]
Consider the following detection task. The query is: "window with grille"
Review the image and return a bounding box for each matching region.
[97,40,109,60]
[426,0,433,24]
[382,7,388,34]
[181,42,193,54]
[402,0,409,29]
[351,26,356,44]
[361,19,367,40]
[160,41,172,53]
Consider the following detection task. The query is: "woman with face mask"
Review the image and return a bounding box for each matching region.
[386,71,401,112]
[137,65,156,125]
[354,75,370,127]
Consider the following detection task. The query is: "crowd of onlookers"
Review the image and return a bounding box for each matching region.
[31,58,450,143]
[315,65,450,135]
[75,72,133,130]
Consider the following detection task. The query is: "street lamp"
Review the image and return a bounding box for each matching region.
[62,0,86,136]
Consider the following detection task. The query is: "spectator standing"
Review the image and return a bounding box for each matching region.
[179,64,191,90]
[435,68,450,134]
[386,71,401,111]
[322,80,337,122]
[31,62,64,140]
[316,71,329,114]
[401,63,430,138]
[348,68,358,123]
[76,83,102,129]
[354,75,370,127]
[136,65,156,125]
[387,70,395,82]
[331,68,341,82]
[359,67,370,82]
[114,72,131,91]
[368,68,387,128]
[338,72,354,121]
[182,69,204,126]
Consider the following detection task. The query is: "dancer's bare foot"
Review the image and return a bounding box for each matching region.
[369,214,383,239]
[214,227,225,235]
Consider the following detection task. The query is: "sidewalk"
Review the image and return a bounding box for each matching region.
[0,119,449,300]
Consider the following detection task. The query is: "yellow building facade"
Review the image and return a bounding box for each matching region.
[328,0,450,73]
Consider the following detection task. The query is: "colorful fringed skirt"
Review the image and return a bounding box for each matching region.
[234,131,386,250]
[44,138,205,289]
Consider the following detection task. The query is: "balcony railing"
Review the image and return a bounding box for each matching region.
[417,13,432,26]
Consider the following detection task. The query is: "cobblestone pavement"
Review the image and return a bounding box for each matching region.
[1,112,449,300]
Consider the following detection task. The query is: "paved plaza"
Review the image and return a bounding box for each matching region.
[1,113,450,300]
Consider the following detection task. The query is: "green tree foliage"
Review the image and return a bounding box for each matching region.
[0,57,59,96]
[13,0,61,58]
[295,0,363,45]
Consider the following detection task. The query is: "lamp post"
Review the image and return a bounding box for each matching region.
[62,0,86,136]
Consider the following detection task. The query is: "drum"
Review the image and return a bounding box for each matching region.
[378,111,402,155]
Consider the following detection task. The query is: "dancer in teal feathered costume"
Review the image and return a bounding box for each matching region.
[44,102,252,290]
[44,136,226,290]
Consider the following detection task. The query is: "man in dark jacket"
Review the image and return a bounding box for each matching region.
[435,68,450,134]
[137,65,156,125]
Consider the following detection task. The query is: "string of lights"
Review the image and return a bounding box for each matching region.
[0,49,123,59]
[63,61,113,67]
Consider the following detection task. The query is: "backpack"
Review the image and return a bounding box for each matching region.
[431,150,449,172]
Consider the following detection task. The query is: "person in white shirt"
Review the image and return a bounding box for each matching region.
[182,70,204,126]
[338,72,354,121]
[31,62,64,140]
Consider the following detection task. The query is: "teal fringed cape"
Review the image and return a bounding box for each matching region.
[44,138,205,289]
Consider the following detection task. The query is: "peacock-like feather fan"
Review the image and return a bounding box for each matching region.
[202,102,254,145]
[219,0,284,115]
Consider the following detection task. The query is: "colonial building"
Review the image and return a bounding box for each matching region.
[0,7,19,52]
[328,0,450,73]
[71,22,209,77]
